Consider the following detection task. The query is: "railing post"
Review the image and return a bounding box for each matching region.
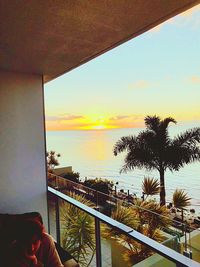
[55,196,61,246]
[95,208,102,267]
[96,190,99,207]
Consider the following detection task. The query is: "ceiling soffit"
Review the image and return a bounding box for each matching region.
[0,0,199,82]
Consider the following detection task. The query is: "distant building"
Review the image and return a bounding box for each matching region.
[54,166,72,176]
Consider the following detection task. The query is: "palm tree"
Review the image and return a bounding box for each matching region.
[113,115,200,205]
[172,189,191,233]
[46,150,61,173]
[142,177,160,200]
[172,189,191,209]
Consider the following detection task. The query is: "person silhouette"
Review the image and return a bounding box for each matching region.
[7,219,63,267]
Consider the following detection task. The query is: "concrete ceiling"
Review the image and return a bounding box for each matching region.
[0,0,200,83]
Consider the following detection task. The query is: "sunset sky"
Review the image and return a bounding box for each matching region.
[44,5,200,131]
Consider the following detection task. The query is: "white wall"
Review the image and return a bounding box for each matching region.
[0,70,48,227]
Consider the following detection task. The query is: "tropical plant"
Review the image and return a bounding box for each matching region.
[140,201,170,234]
[172,189,191,209]
[46,150,61,173]
[131,199,170,234]
[103,204,139,238]
[62,171,80,183]
[142,177,160,199]
[122,227,164,265]
[83,178,114,195]
[113,115,200,205]
[172,189,191,232]
[103,199,170,264]
[60,193,95,267]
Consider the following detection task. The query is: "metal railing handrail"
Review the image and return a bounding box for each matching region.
[48,186,200,267]
[47,173,200,233]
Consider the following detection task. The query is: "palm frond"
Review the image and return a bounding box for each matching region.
[111,200,168,265]
[132,200,170,230]
[142,201,170,229]
[160,117,176,130]
[146,227,163,245]
[166,144,200,171]
[144,115,161,132]
[173,128,200,147]
[112,205,139,228]
[173,189,191,209]
[113,135,137,156]
[119,132,160,173]
[103,205,139,239]
[142,177,160,196]
[60,192,95,266]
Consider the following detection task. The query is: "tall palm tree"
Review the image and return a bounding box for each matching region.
[113,115,200,205]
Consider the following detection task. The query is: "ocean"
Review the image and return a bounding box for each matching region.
[46,123,200,210]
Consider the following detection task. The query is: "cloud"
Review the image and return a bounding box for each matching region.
[62,114,84,120]
[189,75,200,84]
[108,114,145,128]
[45,116,60,121]
[109,115,130,121]
[45,114,85,122]
[128,80,151,90]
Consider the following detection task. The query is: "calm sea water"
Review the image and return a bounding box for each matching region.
[46,123,200,210]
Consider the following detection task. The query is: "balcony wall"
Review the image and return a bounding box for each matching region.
[0,70,48,226]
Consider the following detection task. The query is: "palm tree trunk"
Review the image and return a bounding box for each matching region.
[159,169,166,206]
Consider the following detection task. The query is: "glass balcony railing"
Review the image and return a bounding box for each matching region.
[47,175,200,267]
[47,173,200,263]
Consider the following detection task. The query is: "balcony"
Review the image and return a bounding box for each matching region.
[47,174,200,267]
[1,2,200,266]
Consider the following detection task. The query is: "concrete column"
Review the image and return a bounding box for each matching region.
[0,70,48,227]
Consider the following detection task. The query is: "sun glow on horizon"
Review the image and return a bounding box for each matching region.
[45,113,125,131]
[45,113,200,131]
[80,115,117,130]
[87,124,119,130]
[91,124,106,130]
